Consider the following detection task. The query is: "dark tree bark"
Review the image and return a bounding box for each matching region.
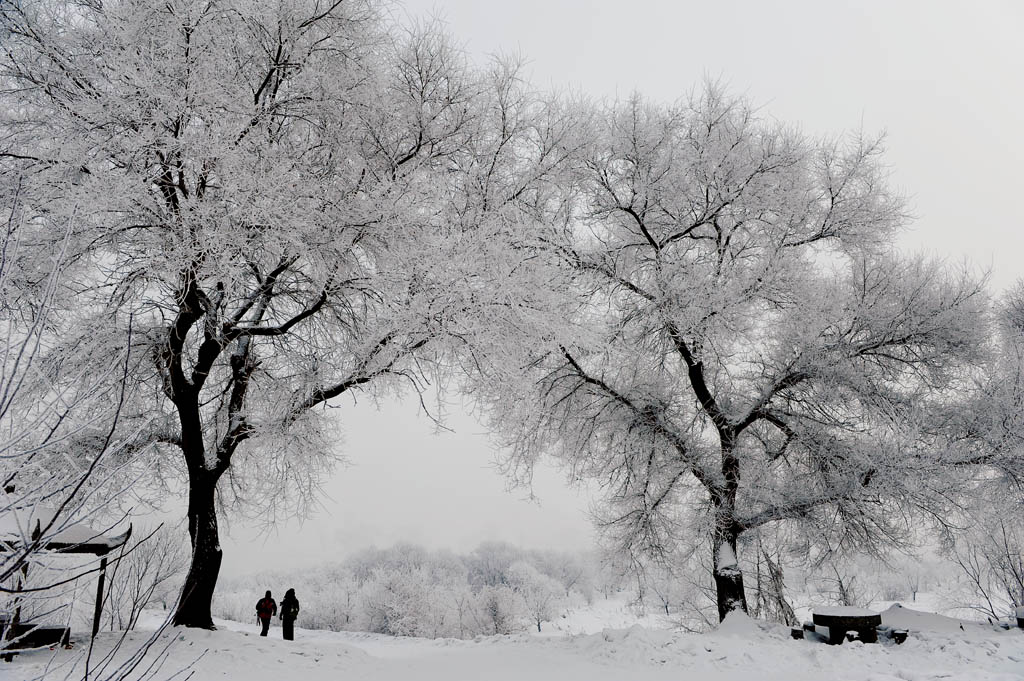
[159,270,232,629]
[159,274,410,628]
[173,468,223,628]
[712,505,748,621]
[672,330,751,620]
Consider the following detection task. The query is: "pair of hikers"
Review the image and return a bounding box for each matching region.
[255,588,300,640]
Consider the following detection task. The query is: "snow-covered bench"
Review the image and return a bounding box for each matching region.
[811,606,882,644]
[791,607,910,645]
[1,617,71,661]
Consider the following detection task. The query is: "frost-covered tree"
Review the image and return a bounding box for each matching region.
[940,281,1024,618]
[361,567,435,637]
[532,550,593,600]
[0,0,517,628]
[473,85,996,621]
[98,524,189,631]
[946,280,1024,481]
[507,560,564,632]
[949,511,1024,618]
[748,532,797,625]
[466,542,522,588]
[475,584,522,635]
[637,558,715,629]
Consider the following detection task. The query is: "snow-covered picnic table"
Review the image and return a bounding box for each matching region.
[811,606,882,644]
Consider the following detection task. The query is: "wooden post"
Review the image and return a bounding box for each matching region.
[14,521,40,630]
[92,557,107,638]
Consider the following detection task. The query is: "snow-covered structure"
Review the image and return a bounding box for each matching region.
[0,505,131,638]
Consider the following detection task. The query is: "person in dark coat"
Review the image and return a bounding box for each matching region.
[279,588,300,641]
[255,590,277,636]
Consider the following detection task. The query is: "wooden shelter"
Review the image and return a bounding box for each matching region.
[0,505,132,642]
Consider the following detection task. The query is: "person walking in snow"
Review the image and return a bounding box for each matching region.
[256,590,277,637]
[280,588,300,641]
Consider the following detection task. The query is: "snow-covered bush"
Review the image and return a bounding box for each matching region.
[507,561,565,632]
[361,565,463,637]
[474,584,522,635]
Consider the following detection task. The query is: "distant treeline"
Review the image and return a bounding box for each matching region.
[214,531,1024,640]
[214,542,611,638]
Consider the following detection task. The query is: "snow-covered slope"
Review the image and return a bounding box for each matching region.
[4,607,1022,681]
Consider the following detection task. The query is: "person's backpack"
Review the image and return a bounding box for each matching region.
[282,600,299,620]
[256,598,275,619]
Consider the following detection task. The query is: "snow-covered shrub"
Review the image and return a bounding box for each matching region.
[362,567,433,636]
[475,584,522,635]
[507,561,565,632]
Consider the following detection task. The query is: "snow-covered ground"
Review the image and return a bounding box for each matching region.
[3,603,1023,681]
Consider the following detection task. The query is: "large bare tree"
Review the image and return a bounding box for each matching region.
[472,86,996,620]
[0,0,487,628]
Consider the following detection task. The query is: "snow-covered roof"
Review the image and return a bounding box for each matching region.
[0,505,131,555]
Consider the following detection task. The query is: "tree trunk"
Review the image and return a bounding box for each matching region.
[763,551,797,626]
[712,512,747,621]
[173,469,223,628]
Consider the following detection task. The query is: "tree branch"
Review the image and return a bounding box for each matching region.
[559,348,719,493]
[663,321,731,440]
[733,369,812,434]
[291,335,429,416]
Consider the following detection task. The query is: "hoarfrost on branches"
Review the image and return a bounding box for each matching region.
[0,0,548,628]
[468,84,1004,621]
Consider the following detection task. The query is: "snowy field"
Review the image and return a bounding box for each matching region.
[4,603,1022,681]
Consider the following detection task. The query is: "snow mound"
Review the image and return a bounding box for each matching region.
[571,624,679,666]
[6,607,1024,681]
[880,603,990,634]
[600,623,674,646]
[538,597,671,635]
[715,610,764,637]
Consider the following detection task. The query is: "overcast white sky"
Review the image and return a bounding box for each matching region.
[218,0,1024,576]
